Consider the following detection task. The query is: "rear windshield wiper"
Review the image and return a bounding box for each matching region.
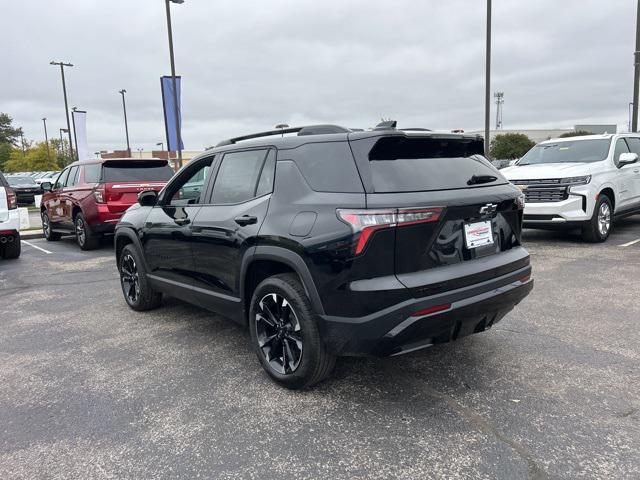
[467,174,497,186]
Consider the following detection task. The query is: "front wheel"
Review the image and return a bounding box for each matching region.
[582,194,612,243]
[118,244,162,311]
[249,273,335,390]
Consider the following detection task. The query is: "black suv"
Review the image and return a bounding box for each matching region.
[115,124,533,389]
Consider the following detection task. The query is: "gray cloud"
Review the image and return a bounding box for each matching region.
[1,0,636,152]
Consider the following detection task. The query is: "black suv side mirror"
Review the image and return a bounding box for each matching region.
[41,181,52,192]
[138,190,158,207]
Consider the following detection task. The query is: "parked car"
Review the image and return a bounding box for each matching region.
[502,134,640,242]
[6,175,41,205]
[0,171,21,259]
[114,124,533,389]
[41,158,174,250]
[35,171,60,185]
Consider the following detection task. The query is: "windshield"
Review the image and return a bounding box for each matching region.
[519,139,611,165]
[8,176,37,186]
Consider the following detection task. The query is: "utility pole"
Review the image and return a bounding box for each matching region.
[50,61,75,161]
[633,0,640,132]
[165,0,184,168]
[494,92,504,130]
[42,118,51,161]
[484,0,492,156]
[119,89,131,156]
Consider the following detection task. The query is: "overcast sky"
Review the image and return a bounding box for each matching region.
[1,0,636,152]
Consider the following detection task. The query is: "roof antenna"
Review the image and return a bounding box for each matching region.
[275,124,289,138]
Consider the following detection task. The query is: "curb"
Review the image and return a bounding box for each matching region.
[20,230,46,240]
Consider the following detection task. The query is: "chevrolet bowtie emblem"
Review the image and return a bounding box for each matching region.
[479,203,498,215]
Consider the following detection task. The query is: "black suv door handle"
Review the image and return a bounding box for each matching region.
[234,215,257,226]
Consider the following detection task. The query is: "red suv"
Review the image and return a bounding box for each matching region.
[41,158,174,249]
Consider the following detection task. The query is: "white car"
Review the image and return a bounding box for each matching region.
[0,171,21,259]
[502,134,640,242]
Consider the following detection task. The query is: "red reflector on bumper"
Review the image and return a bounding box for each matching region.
[411,304,452,317]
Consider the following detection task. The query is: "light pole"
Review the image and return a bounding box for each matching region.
[119,89,131,156]
[71,107,79,159]
[633,0,640,131]
[50,61,75,161]
[42,118,51,161]
[59,128,68,164]
[165,0,184,168]
[484,0,492,157]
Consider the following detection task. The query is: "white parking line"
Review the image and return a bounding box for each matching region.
[619,238,640,248]
[21,240,52,254]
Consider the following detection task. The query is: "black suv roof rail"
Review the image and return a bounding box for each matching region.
[215,124,352,147]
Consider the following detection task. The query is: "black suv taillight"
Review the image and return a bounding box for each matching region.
[5,187,17,210]
[337,207,443,255]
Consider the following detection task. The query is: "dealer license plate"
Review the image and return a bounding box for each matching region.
[464,220,494,249]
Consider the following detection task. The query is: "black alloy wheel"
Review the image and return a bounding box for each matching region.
[255,293,303,375]
[120,253,140,305]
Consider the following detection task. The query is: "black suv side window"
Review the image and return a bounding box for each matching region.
[165,157,213,206]
[255,149,276,197]
[288,141,363,193]
[211,149,270,204]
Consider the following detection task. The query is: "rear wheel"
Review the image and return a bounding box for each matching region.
[74,213,99,250]
[249,273,335,389]
[118,244,162,311]
[582,194,612,243]
[1,233,21,259]
[42,210,61,241]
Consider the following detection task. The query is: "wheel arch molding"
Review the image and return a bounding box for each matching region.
[114,227,149,271]
[241,245,325,317]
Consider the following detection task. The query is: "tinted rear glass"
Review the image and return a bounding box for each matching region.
[288,142,363,193]
[0,172,7,187]
[368,136,501,192]
[102,161,174,182]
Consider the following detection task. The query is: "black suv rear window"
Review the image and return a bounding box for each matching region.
[102,161,174,182]
[368,136,502,192]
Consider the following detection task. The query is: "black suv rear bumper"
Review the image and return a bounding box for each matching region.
[318,266,532,357]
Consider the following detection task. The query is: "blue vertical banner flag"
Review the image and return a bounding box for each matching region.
[160,76,184,151]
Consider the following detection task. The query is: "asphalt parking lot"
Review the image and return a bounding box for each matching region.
[1,220,639,479]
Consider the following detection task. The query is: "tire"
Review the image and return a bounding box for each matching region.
[118,244,162,311]
[1,233,21,259]
[582,194,613,243]
[74,213,99,250]
[249,273,335,390]
[41,210,61,241]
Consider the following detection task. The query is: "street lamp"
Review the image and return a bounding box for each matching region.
[119,89,131,156]
[50,61,75,161]
[165,0,184,168]
[42,118,51,161]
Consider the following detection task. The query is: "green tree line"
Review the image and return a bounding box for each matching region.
[0,112,70,173]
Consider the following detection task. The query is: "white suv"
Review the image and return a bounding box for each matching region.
[0,171,21,259]
[502,134,640,242]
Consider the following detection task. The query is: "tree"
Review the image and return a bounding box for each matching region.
[3,142,62,172]
[559,130,593,138]
[0,113,22,146]
[490,133,535,159]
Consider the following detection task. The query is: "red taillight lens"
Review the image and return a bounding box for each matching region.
[337,207,443,255]
[5,187,17,210]
[411,303,452,317]
[93,184,105,203]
